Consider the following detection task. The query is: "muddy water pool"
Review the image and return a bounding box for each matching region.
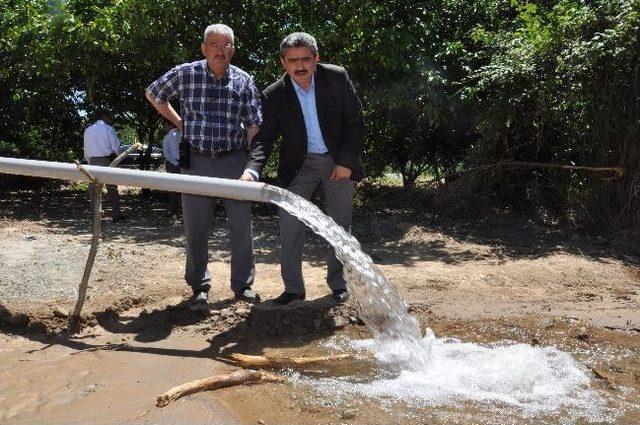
[3,319,637,425]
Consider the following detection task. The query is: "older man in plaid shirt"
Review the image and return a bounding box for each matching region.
[146,23,263,309]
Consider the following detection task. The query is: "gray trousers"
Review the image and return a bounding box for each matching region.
[280,153,355,294]
[181,151,255,295]
[87,156,120,217]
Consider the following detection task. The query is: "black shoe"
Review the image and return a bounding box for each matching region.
[332,289,349,303]
[273,291,306,305]
[234,287,261,303]
[189,290,209,311]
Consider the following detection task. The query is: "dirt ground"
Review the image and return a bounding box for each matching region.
[1,186,639,424]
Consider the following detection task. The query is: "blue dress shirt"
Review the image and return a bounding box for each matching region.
[292,76,329,154]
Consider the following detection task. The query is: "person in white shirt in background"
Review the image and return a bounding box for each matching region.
[83,110,125,222]
[161,119,181,216]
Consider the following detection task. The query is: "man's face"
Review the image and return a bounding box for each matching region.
[280,47,319,87]
[201,32,235,72]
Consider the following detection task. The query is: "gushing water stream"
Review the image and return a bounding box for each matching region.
[265,186,613,422]
[265,186,430,367]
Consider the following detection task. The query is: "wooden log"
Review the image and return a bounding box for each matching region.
[156,369,283,407]
[230,353,352,368]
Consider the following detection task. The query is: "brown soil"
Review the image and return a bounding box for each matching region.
[1,187,639,424]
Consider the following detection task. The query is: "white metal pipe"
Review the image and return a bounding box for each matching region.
[0,157,269,203]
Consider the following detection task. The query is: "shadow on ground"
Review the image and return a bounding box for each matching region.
[0,296,360,362]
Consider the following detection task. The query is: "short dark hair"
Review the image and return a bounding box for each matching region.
[279,32,318,57]
[95,109,110,121]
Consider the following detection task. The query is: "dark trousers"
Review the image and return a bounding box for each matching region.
[87,156,120,217]
[165,161,181,214]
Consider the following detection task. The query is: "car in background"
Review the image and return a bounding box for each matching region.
[118,144,164,170]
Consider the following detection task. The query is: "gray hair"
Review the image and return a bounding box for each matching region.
[279,32,318,57]
[203,24,234,44]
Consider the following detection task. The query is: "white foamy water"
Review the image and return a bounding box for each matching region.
[265,186,612,420]
[293,334,612,422]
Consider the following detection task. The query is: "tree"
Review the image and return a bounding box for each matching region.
[0,0,82,161]
[463,0,639,227]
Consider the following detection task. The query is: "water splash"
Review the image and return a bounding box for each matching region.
[265,185,429,367]
[264,186,612,421]
[288,334,613,423]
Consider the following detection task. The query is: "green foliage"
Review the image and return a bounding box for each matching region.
[462,0,639,227]
[0,0,82,160]
[1,0,637,227]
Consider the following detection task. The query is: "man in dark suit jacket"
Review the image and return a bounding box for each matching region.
[252,32,365,305]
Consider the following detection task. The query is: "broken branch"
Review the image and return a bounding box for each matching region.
[229,353,352,368]
[110,142,142,167]
[156,369,283,407]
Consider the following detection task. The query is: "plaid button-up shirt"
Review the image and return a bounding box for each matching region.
[146,60,262,155]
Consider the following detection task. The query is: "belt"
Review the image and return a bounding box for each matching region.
[191,149,238,159]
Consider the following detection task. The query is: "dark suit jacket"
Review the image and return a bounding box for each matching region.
[248,63,365,187]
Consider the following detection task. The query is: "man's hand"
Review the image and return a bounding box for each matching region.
[330,165,352,181]
[239,171,256,182]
